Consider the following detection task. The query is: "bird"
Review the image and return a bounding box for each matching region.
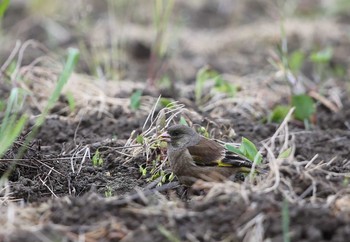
[161,124,260,185]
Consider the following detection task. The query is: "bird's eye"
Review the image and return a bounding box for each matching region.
[172,130,180,136]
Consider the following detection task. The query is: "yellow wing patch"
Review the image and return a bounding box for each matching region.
[217,160,233,167]
[238,167,252,173]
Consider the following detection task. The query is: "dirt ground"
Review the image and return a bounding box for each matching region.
[1,1,350,241]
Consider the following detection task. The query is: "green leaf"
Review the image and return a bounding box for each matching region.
[179,116,188,126]
[225,144,245,157]
[136,135,144,144]
[269,105,291,123]
[278,147,292,159]
[197,126,209,138]
[0,0,10,18]
[291,94,315,121]
[157,75,172,89]
[161,172,167,183]
[239,141,247,154]
[130,90,142,110]
[169,172,175,181]
[139,164,147,177]
[226,140,262,164]
[241,137,262,164]
[289,50,305,73]
[159,98,174,108]
[150,171,161,181]
[310,47,333,64]
[213,76,237,97]
[159,141,167,148]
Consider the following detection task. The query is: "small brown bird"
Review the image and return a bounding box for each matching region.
[161,124,257,185]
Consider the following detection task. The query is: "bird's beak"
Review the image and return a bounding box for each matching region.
[160,131,171,142]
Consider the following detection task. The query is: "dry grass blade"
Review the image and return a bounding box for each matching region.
[0,40,21,76]
[237,213,265,242]
[0,180,13,205]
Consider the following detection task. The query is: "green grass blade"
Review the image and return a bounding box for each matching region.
[0,0,10,18]
[15,48,80,160]
[158,226,180,242]
[282,198,290,242]
[0,88,18,136]
[0,115,27,157]
[35,48,80,127]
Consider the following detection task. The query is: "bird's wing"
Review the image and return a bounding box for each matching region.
[188,137,253,168]
[187,137,225,166]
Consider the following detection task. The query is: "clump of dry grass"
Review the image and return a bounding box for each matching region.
[123,97,185,160]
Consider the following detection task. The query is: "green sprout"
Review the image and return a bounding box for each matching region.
[159,97,175,108]
[288,50,305,74]
[139,164,148,177]
[136,134,145,145]
[0,0,10,20]
[65,91,76,113]
[310,47,333,64]
[179,116,188,126]
[269,105,291,123]
[92,150,104,167]
[278,147,293,159]
[147,158,174,185]
[214,75,237,97]
[130,89,143,111]
[267,7,340,125]
[0,88,28,157]
[291,94,315,123]
[104,186,113,198]
[195,66,236,106]
[197,126,209,138]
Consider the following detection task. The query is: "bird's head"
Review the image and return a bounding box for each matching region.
[161,125,199,149]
